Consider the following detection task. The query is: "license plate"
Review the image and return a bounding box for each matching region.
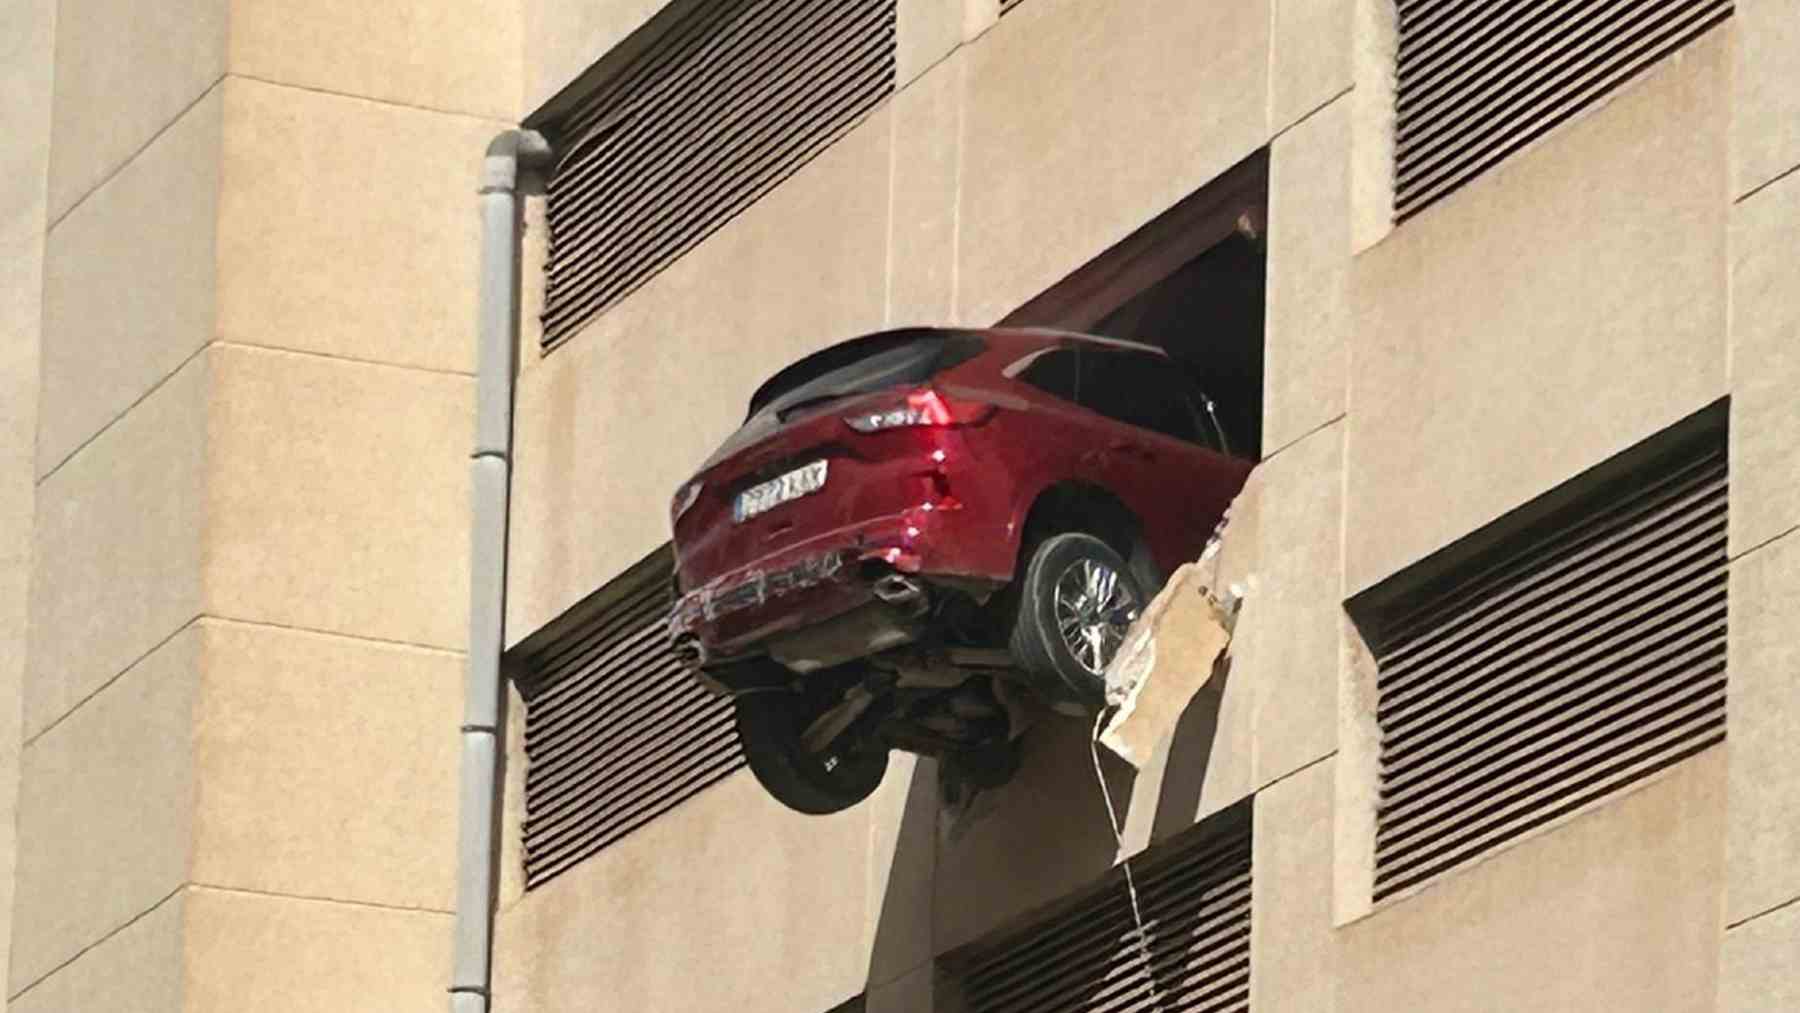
[734,459,828,523]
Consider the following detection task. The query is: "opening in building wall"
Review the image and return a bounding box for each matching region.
[942,800,1252,1012]
[508,546,745,890]
[1001,150,1268,460]
[1345,399,1729,902]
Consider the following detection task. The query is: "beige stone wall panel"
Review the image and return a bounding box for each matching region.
[524,0,672,115]
[932,716,1139,954]
[1194,454,1266,820]
[181,887,449,1013]
[38,89,223,475]
[1719,900,1800,1012]
[1264,97,1349,454]
[0,0,55,241]
[495,773,872,1013]
[865,961,939,1013]
[1332,611,1380,923]
[26,354,207,738]
[518,194,550,371]
[1193,652,1257,821]
[1732,0,1800,198]
[1727,169,1800,555]
[1251,758,1335,1013]
[1724,531,1800,925]
[1270,0,1352,133]
[1345,33,1730,593]
[1335,749,1728,1012]
[955,0,1270,324]
[886,52,964,328]
[190,621,460,912]
[215,78,503,375]
[507,109,891,639]
[46,0,226,222]
[863,753,937,989]
[1247,421,1343,785]
[897,0,964,89]
[11,628,199,993]
[0,0,53,973]
[228,0,521,121]
[1346,0,1397,254]
[203,344,472,650]
[497,682,530,912]
[0,230,33,1011]
[8,891,185,1013]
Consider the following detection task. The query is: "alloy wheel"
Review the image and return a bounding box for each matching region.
[1052,557,1140,675]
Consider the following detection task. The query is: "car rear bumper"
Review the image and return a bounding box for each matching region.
[669,507,1000,669]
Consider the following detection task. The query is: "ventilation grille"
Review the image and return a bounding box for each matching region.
[1371,445,1728,901]
[955,811,1252,1013]
[541,0,897,348]
[517,556,744,890]
[1392,0,1733,221]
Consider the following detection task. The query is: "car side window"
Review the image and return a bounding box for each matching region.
[1013,347,1080,403]
[1080,351,1206,445]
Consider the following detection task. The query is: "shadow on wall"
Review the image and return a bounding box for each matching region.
[862,669,1231,1010]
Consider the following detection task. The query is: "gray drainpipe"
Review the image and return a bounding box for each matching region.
[452,128,552,1013]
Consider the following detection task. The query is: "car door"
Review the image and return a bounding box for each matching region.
[1076,349,1250,574]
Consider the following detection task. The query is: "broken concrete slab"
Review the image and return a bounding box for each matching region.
[1100,562,1238,767]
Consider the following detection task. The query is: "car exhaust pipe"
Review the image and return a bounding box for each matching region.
[872,573,925,606]
[672,634,708,668]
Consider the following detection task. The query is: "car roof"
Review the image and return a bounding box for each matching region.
[743,326,1170,419]
[990,327,1169,356]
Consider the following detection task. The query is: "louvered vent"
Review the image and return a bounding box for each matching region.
[540,0,898,348]
[953,807,1251,1013]
[513,549,744,890]
[1393,0,1733,221]
[1369,440,1728,901]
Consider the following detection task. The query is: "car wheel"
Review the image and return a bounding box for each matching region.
[1009,532,1146,706]
[733,690,889,815]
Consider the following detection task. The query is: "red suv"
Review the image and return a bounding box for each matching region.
[669,327,1252,812]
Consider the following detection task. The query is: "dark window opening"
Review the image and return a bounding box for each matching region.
[1012,346,1080,403]
[943,800,1252,1013]
[1345,399,1730,902]
[530,0,899,349]
[1001,150,1268,460]
[1392,0,1733,221]
[508,546,745,891]
[1078,349,1218,450]
[1092,237,1264,456]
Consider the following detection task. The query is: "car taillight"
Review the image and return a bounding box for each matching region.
[844,389,991,433]
[669,479,703,526]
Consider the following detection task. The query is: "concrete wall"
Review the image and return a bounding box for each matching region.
[0,0,55,996]
[9,0,518,1008]
[500,2,1773,1012]
[4,0,1789,1008]
[1720,6,1800,995]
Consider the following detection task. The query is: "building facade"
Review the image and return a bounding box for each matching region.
[3,0,1798,1011]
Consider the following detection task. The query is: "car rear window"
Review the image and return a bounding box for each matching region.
[746,331,987,422]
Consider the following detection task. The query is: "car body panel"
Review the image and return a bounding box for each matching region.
[669,327,1253,666]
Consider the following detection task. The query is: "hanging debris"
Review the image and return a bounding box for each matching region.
[1098,524,1248,768]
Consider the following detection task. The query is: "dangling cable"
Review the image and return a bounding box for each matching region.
[1091,707,1165,1012]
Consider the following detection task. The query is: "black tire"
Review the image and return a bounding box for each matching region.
[734,691,889,815]
[1009,532,1146,705]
